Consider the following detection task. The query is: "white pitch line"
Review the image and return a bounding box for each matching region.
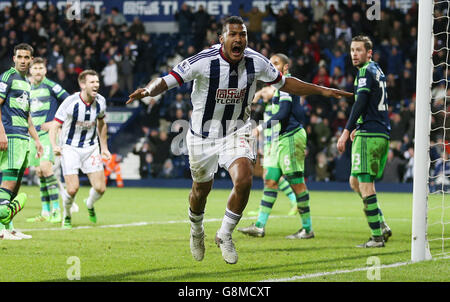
[260,255,450,282]
[260,261,410,282]
[16,215,448,281]
[16,215,410,232]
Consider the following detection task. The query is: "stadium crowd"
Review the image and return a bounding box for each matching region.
[0,0,446,184]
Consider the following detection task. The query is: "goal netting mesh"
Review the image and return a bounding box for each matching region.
[428,0,450,258]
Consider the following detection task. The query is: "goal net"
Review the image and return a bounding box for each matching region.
[412,0,450,261]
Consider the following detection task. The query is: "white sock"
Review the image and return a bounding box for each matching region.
[188,208,204,235]
[63,194,74,218]
[86,187,102,209]
[217,208,241,239]
[60,188,71,202]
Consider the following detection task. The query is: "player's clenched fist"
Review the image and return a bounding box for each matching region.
[53,145,62,156]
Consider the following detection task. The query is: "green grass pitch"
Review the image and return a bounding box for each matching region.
[1,185,448,282]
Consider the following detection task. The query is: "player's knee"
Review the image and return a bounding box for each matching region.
[359,183,375,198]
[36,169,44,178]
[40,162,53,177]
[66,187,78,197]
[264,179,278,189]
[91,179,106,195]
[292,182,307,194]
[95,186,106,196]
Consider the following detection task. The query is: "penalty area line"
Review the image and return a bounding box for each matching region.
[17,215,409,232]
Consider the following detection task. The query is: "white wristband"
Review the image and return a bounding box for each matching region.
[144,87,152,96]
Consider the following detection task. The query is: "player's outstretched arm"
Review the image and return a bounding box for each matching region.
[280,77,353,99]
[126,78,168,104]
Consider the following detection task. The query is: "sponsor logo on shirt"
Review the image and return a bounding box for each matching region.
[76,120,96,130]
[215,88,246,104]
[358,78,367,87]
[52,84,62,93]
[16,91,29,110]
[177,60,190,74]
[0,82,7,93]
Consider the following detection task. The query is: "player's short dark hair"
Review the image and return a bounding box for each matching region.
[14,43,34,56]
[31,57,46,66]
[273,53,289,65]
[221,16,245,35]
[351,35,373,51]
[78,69,99,83]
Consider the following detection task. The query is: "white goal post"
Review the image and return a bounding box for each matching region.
[411,0,433,262]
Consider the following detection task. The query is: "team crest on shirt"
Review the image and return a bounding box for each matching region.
[15,91,29,110]
[215,88,246,105]
[177,60,190,74]
[30,98,43,111]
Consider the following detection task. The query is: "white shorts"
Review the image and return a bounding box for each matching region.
[61,144,104,176]
[187,125,256,183]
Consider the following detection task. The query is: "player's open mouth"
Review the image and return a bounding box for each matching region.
[232,45,242,56]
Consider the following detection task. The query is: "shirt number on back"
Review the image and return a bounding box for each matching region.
[378,81,388,111]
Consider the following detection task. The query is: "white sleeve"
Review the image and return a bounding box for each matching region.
[258,58,285,89]
[164,58,199,90]
[54,99,70,123]
[98,98,106,119]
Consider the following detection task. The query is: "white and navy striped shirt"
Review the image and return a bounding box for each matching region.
[54,92,106,148]
[163,44,285,138]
